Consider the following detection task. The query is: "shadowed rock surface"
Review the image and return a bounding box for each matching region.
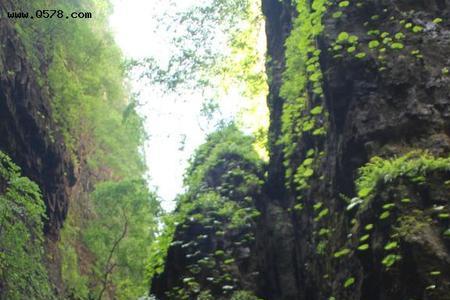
[152,1,450,299]
[0,15,75,239]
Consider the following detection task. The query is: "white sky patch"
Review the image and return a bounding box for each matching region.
[109,0,267,212]
[109,0,237,212]
[110,0,204,212]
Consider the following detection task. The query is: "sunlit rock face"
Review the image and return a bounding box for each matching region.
[152,0,450,299]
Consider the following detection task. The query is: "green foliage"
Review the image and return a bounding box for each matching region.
[360,234,370,242]
[181,125,263,225]
[332,11,343,18]
[280,0,327,103]
[333,248,351,258]
[390,42,404,50]
[438,213,450,219]
[316,241,328,255]
[319,228,331,236]
[379,211,390,220]
[430,271,441,276]
[197,290,214,299]
[84,180,160,299]
[49,19,146,177]
[347,46,356,53]
[59,214,90,300]
[315,208,329,222]
[293,158,315,192]
[382,203,395,210]
[356,151,450,207]
[328,7,445,69]
[382,254,401,268]
[338,1,350,8]
[280,0,328,194]
[310,106,323,115]
[384,241,398,250]
[0,151,53,299]
[149,125,264,295]
[412,25,424,33]
[346,197,364,211]
[444,229,450,237]
[337,32,350,43]
[231,290,262,300]
[15,0,146,177]
[147,214,179,283]
[343,277,355,288]
[353,152,450,274]
[185,123,263,192]
[357,244,369,251]
[368,40,380,49]
[394,32,405,40]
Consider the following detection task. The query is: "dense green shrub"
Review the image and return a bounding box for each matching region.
[59,213,90,300]
[149,124,264,296]
[13,0,146,177]
[356,151,450,207]
[185,123,263,194]
[0,151,53,299]
[84,179,160,299]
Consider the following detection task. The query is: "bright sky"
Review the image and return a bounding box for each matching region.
[109,0,268,212]
[109,0,243,211]
[109,0,200,212]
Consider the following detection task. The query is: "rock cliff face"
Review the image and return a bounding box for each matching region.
[0,12,77,292]
[153,0,450,299]
[0,16,74,239]
[259,0,450,299]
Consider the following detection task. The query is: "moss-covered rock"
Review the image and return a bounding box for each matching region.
[151,125,265,299]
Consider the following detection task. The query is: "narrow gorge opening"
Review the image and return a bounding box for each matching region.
[1,0,449,300]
